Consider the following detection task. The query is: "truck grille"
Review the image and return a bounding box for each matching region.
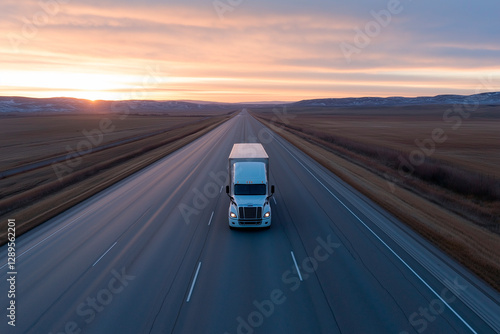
[239,207,262,220]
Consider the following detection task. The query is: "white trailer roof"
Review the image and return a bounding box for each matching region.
[234,162,267,184]
[229,143,268,159]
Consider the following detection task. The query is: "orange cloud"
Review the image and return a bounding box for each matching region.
[1,1,499,102]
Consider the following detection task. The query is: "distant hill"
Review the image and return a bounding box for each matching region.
[0,97,236,114]
[292,92,500,108]
[1,92,499,114]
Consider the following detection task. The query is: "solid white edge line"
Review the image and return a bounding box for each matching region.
[0,209,91,270]
[1,119,231,269]
[1,121,231,268]
[291,251,303,281]
[208,211,214,225]
[187,262,202,302]
[92,242,117,267]
[275,136,477,334]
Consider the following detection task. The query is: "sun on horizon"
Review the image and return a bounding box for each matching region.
[1,1,498,103]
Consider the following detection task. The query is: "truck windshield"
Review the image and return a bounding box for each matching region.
[234,184,266,195]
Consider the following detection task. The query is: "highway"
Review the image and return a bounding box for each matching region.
[1,110,500,333]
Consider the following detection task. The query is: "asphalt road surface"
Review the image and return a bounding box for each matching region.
[1,110,500,334]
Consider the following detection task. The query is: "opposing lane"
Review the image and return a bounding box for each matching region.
[1,111,499,333]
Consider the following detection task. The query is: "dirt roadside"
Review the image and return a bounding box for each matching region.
[254,114,500,291]
[0,114,233,244]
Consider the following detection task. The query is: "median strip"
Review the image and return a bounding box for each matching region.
[0,113,234,245]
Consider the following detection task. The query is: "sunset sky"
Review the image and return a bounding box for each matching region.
[1,0,499,102]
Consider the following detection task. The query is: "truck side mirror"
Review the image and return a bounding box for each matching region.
[271,185,275,194]
[226,185,230,194]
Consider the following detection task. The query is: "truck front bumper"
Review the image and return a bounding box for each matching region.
[229,217,271,228]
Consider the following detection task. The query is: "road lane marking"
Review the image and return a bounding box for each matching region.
[1,120,230,268]
[92,242,117,267]
[275,136,477,334]
[273,197,277,205]
[291,251,303,281]
[0,209,92,270]
[208,211,214,225]
[187,262,202,302]
[220,185,223,193]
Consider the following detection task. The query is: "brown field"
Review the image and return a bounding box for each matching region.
[0,113,214,171]
[288,113,499,178]
[252,105,500,290]
[0,112,234,243]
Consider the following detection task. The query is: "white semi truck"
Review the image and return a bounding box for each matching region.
[226,143,274,228]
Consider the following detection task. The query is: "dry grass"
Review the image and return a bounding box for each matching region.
[252,106,500,291]
[0,114,209,171]
[0,113,233,244]
[292,115,499,178]
[253,106,500,229]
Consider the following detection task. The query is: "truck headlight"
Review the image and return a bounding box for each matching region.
[230,212,237,218]
[264,211,270,218]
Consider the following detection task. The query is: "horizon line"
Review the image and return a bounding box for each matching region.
[1,91,499,105]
